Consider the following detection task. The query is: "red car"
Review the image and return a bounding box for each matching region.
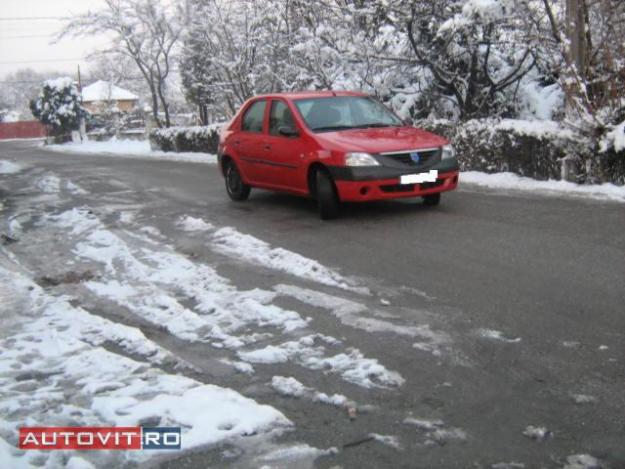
[218,91,459,219]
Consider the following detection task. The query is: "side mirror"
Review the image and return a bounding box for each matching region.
[278,126,299,137]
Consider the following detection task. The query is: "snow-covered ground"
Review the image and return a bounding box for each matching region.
[0,163,419,467]
[45,138,217,164]
[41,139,625,203]
[461,171,625,202]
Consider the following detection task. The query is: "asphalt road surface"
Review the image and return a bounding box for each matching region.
[1,140,624,469]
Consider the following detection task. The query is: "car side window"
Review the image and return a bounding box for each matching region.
[269,100,296,136]
[241,100,266,133]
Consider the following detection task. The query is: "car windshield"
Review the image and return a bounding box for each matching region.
[294,96,403,132]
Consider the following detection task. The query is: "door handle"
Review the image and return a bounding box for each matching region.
[264,145,271,151]
[233,140,240,145]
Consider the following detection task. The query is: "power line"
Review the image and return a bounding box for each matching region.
[0,58,85,65]
[0,34,56,39]
[0,17,66,21]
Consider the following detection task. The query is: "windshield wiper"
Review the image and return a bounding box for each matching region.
[348,123,401,129]
[310,125,356,132]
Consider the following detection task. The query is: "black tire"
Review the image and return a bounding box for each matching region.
[224,160,251,201]
[423,193,441,206]
[316,170,340,220]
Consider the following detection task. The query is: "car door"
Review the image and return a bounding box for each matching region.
[237,99,269,184]
[264,99,304,190]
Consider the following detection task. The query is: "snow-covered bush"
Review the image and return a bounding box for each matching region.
[149,124,222,154]
[418,117,623,184]
[29,77,85,138]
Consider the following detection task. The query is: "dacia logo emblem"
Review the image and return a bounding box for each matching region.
[409,151,420,163]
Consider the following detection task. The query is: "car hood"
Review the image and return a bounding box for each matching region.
[312,126,448,154]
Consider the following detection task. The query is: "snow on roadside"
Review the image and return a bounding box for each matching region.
[0,160,23,174]
[39,139,625,203]
[177,215,214,231]
[477,328,521,343]
[239,335,404,389]
[461,171,625,203]
[403,417,467,445]
[562,454,603,469]
[270,376,351,408]
[212,227,369,294]
[36,173,61,193]
[0,263,290,468]
[274,284,450,353]
[48,208,308,345]
[45,139,217,165]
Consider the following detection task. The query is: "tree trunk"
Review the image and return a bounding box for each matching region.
[566,0,587,75]
[564,0,589,117]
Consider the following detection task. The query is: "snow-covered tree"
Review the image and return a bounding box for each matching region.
[29,78,86,136]
[62,0,184,128]
[180,0,297,118]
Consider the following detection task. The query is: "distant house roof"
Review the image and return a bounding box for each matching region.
[81,80,138,102]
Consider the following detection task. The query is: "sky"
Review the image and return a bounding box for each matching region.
[0,0,109,79]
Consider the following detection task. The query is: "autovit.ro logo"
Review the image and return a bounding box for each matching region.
[18,427,181,450]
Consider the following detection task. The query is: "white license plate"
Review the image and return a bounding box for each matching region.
[400,170,438,185]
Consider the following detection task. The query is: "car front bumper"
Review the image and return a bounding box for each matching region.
[328,158,460,202]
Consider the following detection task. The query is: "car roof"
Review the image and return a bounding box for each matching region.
[253,90,369,100]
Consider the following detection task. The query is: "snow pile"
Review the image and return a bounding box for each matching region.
[562,454,602,469]
[0,160,23,174]
[403,417,467,445]
[522,425,552,441]
[270,376,350,407]
[46,138,217,164]
[369,433,401,449]
[212,227,368,294]
[177,215,214,231]
[477,328,521,343]
[36,174,61,193]
[258,444,338,464]
[239,335,404,389]
[0,264,290,467]
[461,171,625,202]
[275,284,451,355]
[49,208,309,346]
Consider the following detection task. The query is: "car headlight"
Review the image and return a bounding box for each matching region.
[442,144,456,160]
[345,152,380,167]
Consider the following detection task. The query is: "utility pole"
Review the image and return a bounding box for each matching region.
[77,64,87,141]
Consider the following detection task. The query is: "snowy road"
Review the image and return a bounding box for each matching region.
[0,140,624,469]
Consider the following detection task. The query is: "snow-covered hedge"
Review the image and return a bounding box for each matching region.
[149,124,222,154]
[418,118,625,184]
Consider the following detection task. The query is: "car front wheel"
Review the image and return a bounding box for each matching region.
[423,193,441,206]
[316,170,340,220]
[224,160,251,201]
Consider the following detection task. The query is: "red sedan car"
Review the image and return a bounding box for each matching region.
[218,91,459,219]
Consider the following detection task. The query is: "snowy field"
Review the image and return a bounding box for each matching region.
[43,139,625,203]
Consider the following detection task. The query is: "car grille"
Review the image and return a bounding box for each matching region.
[383,148,441,167]
[420,179,445,190]
[380,184,415,193]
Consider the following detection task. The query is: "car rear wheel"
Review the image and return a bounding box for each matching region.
[316,170,340,220]
[224,160,251,201]
[423,193,441,206]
